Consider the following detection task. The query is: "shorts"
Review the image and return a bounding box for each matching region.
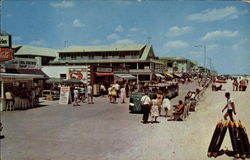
[88,94,92,97]
[227,109,233,114]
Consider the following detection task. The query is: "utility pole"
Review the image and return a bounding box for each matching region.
[147,36,151,44]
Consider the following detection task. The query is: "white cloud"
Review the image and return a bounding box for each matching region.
[166,26,192,37]
[164,40,189,48]
[72,19,85,27]
[49,1,74,8]
[130,27,139,32]
[188,6,246,22]
[91,40,102,45]
[107,33,120,40]
[29,40,46,46]
[115,39,134,45]
[115,25,124,32]
[201,30,239,41]
[13,36,22,42]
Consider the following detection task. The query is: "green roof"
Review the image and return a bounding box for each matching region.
[60,44,146,53]
[13,45,58,57]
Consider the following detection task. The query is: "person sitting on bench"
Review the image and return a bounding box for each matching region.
[168,100,185,121]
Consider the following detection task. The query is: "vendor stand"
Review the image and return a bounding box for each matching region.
[0,73,44,111]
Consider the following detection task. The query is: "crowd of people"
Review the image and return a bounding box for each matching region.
[4,86,41,111]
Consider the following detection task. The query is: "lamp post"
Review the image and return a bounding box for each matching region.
[194,45,206,74]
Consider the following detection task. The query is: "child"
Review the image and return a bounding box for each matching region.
[150,99,159,123]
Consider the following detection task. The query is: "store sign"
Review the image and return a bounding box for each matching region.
[96,67,112,73]
[69,68,88,81]
[0,36,11,48]
[59,86,70,104]
[0,48,13,62]
[5,58,38,69]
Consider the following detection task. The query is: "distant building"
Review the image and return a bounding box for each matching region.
[12,45,58,66]
[159,57,197,74]
[49,44,164,83]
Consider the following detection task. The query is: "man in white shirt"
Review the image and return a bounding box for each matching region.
[140,92,151,124]
[222,92,236,121]
[87,84,94,104]
[161,96,171,117]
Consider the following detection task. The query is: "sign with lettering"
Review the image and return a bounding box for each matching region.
[0,48,13,62]
[0,36,11,48]
[59,86,70,104]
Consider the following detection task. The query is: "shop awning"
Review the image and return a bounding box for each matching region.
[114,74,136,80]
[96,72,114,76]
[5,69,48,78]
[0,73,44,80]
[164,72,174,78]
[155,73,165,79]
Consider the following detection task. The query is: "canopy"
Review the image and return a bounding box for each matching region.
[115,74,136,80]
[155,73,165,79]
[45,78,64,84]
[164,72,174,78]
[64,79,84,84]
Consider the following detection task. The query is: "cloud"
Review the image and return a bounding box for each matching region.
[115,39,134,45]
[29,40,46,46]
[130,27,139,32]
[115,25,124,32]
[164,40,189,48]
[49,1,74,8]
[107,33,120,40]
[13,36,22,42]
[201,30,239,41]
[166,26,192,37]
[91,40,102,45]
[188,6,246,22]
[72,19,85,27]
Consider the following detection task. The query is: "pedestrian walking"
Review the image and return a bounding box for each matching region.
[80,85,86,103]
[100,84,106,97]
[150,98,159,123]
[156,90,163,115]
[73,87,80,106]
[108,85,112,103]
[140,92,151,124]
[160,96,171,117]
[111,87,117,103]
[222,92,236,121]
[232,79,238,91]
[87,84,94,104]
[5,88,15,111]
[120,85,126,103]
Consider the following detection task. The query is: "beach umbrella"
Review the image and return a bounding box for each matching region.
[45,78,64,84]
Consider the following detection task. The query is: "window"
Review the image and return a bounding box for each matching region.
[60,74,66,79]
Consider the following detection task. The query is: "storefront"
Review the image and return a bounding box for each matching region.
[0,73,44,111]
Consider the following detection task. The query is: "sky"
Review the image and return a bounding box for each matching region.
[2,0,250,75]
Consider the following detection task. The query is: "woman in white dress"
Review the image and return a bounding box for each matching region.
[150,99,159,123]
